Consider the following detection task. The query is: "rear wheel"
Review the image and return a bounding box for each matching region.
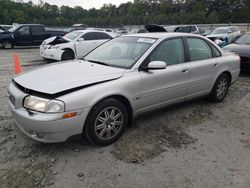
[2,40,13,49]
[61,50,74,61]
[84,98,128,146]
[209,73,230,102]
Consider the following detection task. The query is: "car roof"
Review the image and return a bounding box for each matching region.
[17,24,45,26]
[126,32,201,39]
[214,26,231,29]
[70,29,109,33]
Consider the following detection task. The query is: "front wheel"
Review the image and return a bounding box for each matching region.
[61,50,75,61]
[84,98,128,146]
[1,40,13,49]
[209,73,230,102]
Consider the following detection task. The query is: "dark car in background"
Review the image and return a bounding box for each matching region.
[0,24,65,49]
[175,25,205,35]
[223,32,250,72]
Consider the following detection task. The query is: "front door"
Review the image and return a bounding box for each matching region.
[14,26,32,46]
[139,38,190,112]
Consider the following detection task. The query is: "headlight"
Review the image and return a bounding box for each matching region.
[24,95,65,113]
[50,45,60,49]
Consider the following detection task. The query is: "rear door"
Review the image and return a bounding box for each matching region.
[14,26,32,45]
[31,26,47,45]
[185,37,221,99]
[139,38,190,112]
[75,32,112,58]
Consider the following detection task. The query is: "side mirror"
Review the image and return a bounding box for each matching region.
[227,30,232,34]
[78,38,84,42]
[143,61,167,71]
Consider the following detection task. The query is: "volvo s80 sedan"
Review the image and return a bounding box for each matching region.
[8,33,240,146]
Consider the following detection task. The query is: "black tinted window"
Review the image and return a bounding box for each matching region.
[150,38,184,65]
[84,32,112,40]
[31,26,45,34]
[17,27,30,35]
[177,26,191,33]
[191,26,197,32]
[187,38,212,61]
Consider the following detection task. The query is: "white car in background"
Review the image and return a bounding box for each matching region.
[206,26,241,44]
[40,30,113,61]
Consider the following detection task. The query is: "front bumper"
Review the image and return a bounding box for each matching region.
[40,45,64,61]
[7,82,89,143]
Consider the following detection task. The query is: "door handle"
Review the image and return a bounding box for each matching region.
[182,69,189,73]
[213,63,219,67]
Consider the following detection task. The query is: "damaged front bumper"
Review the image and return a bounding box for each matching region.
[40,45,64,61]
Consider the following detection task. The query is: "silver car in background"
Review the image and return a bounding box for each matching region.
[8,33,240,146]
[206,26,241,44]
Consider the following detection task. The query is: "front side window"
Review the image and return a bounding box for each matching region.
[84,37,155,69]
[187,38,212,61]
[17,27,30,35]
[150,38,184,65]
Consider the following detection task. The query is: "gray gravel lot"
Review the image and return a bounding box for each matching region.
[0,48,250,188]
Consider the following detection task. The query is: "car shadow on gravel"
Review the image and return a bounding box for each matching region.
[111,100,214,164]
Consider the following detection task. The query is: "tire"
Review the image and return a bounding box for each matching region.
[61,50,74,61]
[2,40,13,49]
[209,73,230,102]
[84,98,128,146]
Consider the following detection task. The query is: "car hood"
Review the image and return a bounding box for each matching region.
[43,36,69,45]
[144,24,167,32]
[206,34,226,39]
[14,60,125,96]
[223,44,250,57]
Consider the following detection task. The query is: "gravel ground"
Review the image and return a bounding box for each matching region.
[0,48,250,188]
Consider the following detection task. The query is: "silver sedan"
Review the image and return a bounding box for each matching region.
[7,33,240,146]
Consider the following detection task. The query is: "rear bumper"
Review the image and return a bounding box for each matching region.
[231,68,241,84]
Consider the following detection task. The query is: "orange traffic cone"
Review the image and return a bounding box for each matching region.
[14,52,23,75]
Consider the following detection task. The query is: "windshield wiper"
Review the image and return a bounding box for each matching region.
[84,59,111,67]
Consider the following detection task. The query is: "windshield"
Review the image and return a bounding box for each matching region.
[63,31,83,41]
[0,27,5,33]
[210,28,228,35]
[235,33,250,44]
[9,25,20,32]
[84,37,156,69]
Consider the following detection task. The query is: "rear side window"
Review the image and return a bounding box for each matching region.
[84,32,112,40]
[31,26,45,34]
[191,26,197,32]
[187,38,212,61]
[177,26,191,33]
[150,38,184,65]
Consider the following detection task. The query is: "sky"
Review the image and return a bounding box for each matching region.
[25,0,132,9]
